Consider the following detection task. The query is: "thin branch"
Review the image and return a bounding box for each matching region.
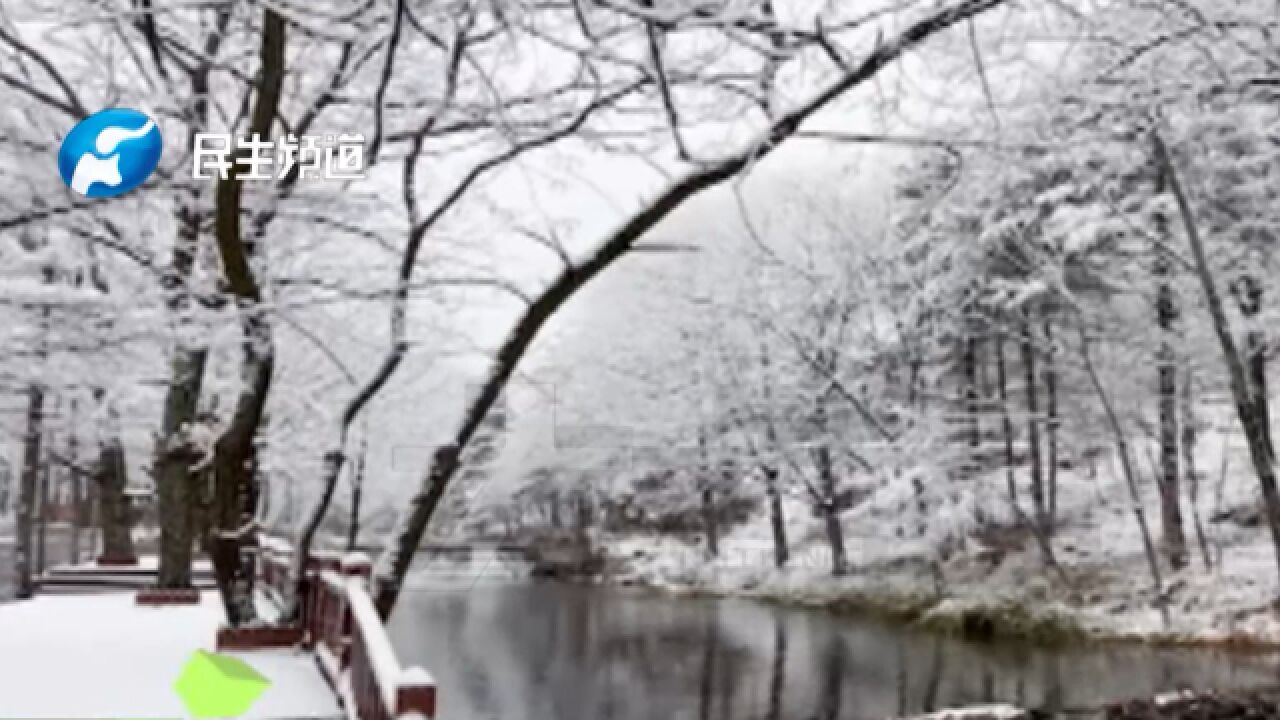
[368,0,406,162]
[0,25,88,118]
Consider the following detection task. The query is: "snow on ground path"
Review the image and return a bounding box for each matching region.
[49,554,215,573]
[0,590,342,719]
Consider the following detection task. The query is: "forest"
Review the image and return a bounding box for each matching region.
[1,0,1279,649]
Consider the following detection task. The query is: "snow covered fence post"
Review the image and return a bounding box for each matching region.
[338,552,372,667]
[394,668,437,719]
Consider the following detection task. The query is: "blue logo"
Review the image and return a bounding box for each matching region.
[57,108,163,198]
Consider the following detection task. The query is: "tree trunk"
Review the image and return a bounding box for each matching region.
[211,401,267,626]
[763,465,789,569]
[1080,327,1168,626]
[35,438,51,576]
[701,485,720,558]
[207,5,287,626]
[1043,319,1059,532]
[821,491,848,577]
[85,463,101,560]
[575,491,594,532]
[758,339,789,568]
[209,338,271,626]
[154,138,211,588]
[1156,327,1187,571]
[193,465,212,555]
[15,381,45,600]
[964,333,981,476]
[70,471,84,567]
[1182,365,1212,571]
[1013,321,1063,573]
[368,0,1010,619]
[812,392,847,576]
[1154,132,1280,587]
[996,331,1018,516]
[152,347,206,579]
[154,348,206,585]
[68,399,82,566]
[1236,275,1272,458]
[1020,319,1048,534]
[346,436,366,552]
[1154,181,1188,571]
[1250,324,1271,456]
[0,451,9,515]
[697,427,719,558]
[96,435,136,564]
[151,5,233,588]
[549,490,564,530]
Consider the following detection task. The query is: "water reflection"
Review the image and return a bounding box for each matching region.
[386,583,1280,720]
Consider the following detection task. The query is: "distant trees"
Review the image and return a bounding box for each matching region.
[876,0,1280,593]
[470,0,1280,605]
[20,0,1280,624]
[370,0,1012,617]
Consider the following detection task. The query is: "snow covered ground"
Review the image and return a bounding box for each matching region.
[44,554,216,573]
[902,706,1027,720]
[604,419,1280,646]
[0,591,341,719]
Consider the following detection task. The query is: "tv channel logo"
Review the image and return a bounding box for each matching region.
[57,108,163,198]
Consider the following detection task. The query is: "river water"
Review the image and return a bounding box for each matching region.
[387,582,1280,720]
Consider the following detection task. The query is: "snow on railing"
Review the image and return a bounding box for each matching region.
[258,537,436,719]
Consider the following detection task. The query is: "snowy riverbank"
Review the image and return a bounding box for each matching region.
[585,433,1280,648]
[602,533,1280,648]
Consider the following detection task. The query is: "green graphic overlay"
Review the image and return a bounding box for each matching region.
[174,649,271,718]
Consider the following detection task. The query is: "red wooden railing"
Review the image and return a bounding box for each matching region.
[256,537,436,719]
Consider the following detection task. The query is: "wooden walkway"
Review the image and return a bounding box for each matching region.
[1,543,437,719]
[0,585,342,718]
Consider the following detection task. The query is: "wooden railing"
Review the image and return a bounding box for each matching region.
[256,536,436,719]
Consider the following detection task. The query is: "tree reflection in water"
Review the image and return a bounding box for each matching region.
[386,584,1280,720]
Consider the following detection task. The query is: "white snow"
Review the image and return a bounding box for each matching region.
[399,666,435,686]
[50,555,214,573]
[342,552,372,569]
[254,586,284,624]
[899,705,1026,720]
[604,405,1280,646]
[0,591,341,719]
